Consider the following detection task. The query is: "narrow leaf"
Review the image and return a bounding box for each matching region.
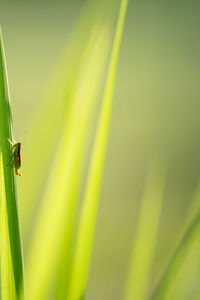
[125,163,165,300]
[0,28,24,299]
[152,211,200,300]
[67,0,129,299]
[25,21,111,300]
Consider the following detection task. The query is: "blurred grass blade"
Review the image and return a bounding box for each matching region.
[154,183,200,299]
[125,163,165,300]
[0,29,24,299]
[165,184,200,299]
[152,211,200,300]
[67,0,129,299]
[19,0,118,239]
[54,24,112,299]
[25,22,112,300]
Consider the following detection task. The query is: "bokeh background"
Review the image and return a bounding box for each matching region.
[1,0,200,299]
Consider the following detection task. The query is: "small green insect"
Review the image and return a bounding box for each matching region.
[8,138,22,176]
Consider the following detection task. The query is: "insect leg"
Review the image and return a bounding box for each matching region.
[8,138,14,146]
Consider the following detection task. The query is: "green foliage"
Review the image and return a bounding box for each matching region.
[125,162,165,300]
[66,0,129,299]
[3,1,200,299]
[25,22,113,300]
[18,0,128,299]
[0,29,24,299]
[152,211,200,300]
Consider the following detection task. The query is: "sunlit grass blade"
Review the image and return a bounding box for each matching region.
[0,29,24,299]
[54,24,112,299]
[159,184,200,299]
[125,162,165,300]
[152,210,200,300]
[162,238,200,299]
[66,0,129,299]
[19,0,117,238]
[25,21,112,300]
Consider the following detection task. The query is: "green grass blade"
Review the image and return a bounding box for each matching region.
[25,21,111,300]
[54,24,112,299]
[154,183,200,299]
[67,0,129,299]
[125,163,165,300]
[19,0,117,238]
[0,29,24,299]
[152,211,200,300]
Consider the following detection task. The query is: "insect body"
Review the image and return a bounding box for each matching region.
[8,139,22,176]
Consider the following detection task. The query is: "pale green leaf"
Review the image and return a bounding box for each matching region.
[67,0,129,299]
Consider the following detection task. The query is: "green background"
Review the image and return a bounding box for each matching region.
[1,0,200,299]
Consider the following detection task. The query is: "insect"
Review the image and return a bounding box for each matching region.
[8,138,22,176]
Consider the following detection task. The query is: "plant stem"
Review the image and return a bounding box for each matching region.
[0,28,24,300]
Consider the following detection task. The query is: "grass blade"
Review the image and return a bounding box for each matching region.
[0,29,24,299]
[19,0,118,238]
[152,211,200,299]
[125,162,165,300]
[67,0,129,299]
[54,24,112,299]
[25,20,112,300]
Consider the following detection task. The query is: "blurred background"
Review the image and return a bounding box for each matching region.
[1,0,200,299]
